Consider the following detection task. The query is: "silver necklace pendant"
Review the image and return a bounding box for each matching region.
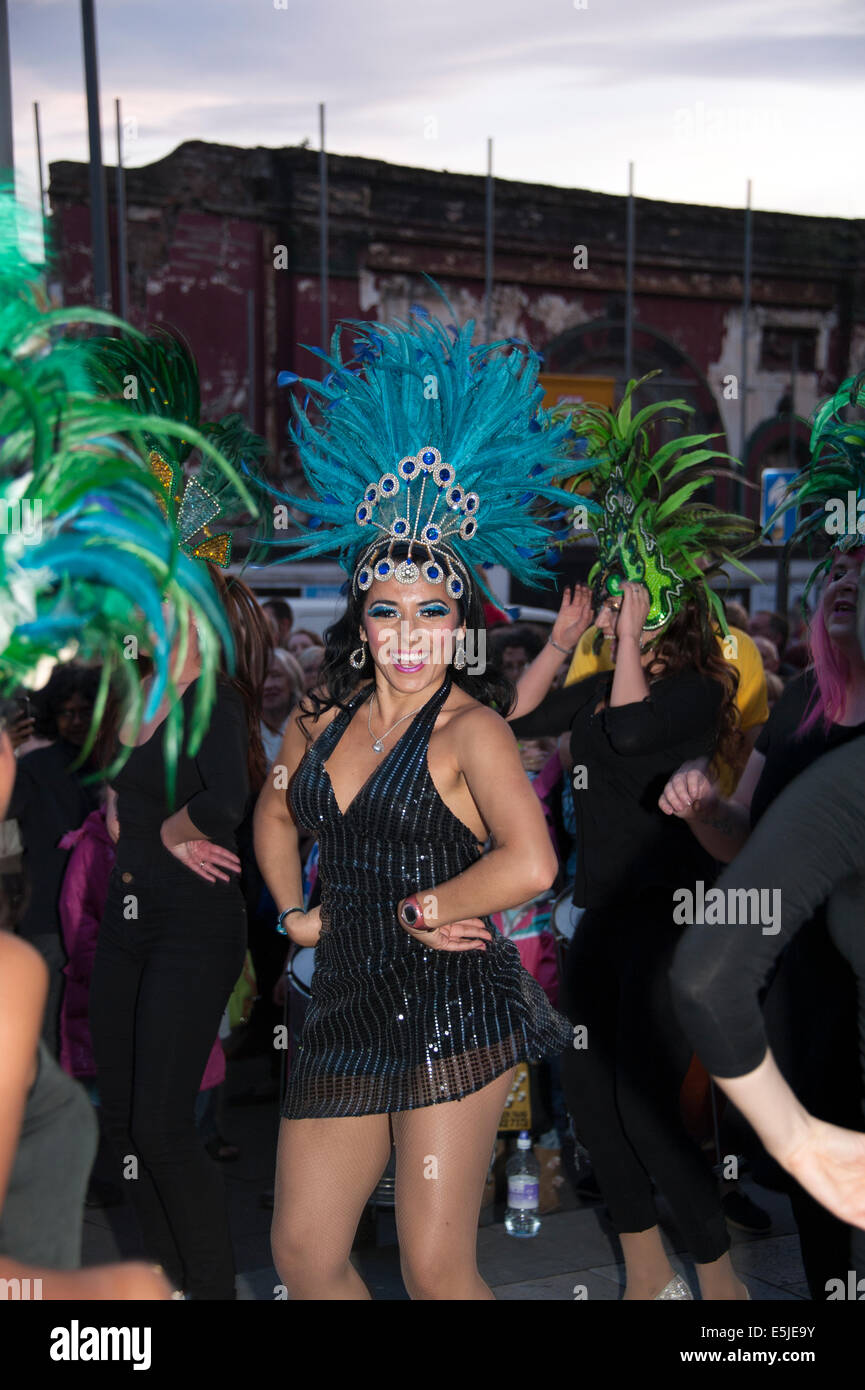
[372,738,384,753]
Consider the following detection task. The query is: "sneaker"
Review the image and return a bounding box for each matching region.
[722,1189,772,1233]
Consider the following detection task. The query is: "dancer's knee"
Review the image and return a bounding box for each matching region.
[400,1238,473,1300]
[271,1214,353,1296]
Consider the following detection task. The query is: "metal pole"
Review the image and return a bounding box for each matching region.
[0,0,12,185]
[739,179,752,511]
[485,137,494,340]
[319,102,328,356]
[34,103,46,216]
[625,161,635,385]
[247,288,256,426]
[776,338,798,616]
[80,0,110,308]
[114,99,128,321]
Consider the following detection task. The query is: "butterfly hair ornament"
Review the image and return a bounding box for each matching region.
[248,286,600,604]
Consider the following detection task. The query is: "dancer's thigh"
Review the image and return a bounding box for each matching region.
[392,1067,515,1281]
[271,1113,392,1265]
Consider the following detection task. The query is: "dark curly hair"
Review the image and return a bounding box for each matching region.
[643,595,743,774]
[297,542,515,738]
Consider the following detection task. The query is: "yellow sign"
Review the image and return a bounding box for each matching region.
[539,374,616,411]
[499,1061,532,1132]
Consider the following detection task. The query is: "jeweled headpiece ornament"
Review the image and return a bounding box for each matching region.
[87,330,267,569]
[552,374,757,631]
[249,287,599,602]
[766,372,865,604]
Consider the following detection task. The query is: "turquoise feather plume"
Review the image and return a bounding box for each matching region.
[249,287,600,600]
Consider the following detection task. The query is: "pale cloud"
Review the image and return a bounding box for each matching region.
[9,0,865,218]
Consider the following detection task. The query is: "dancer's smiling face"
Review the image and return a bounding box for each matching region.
[360,574,466,691]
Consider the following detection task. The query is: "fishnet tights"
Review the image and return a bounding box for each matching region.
[271,1066,516,1300]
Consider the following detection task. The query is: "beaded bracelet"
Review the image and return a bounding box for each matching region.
[276,906,305,936]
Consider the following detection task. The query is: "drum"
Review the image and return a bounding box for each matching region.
[551,887,584,944]
[550,887,583,1013]
[285,946,316,1077]
[287,945,316,1000]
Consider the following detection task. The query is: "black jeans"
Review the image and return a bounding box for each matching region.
[560,891,729,1266]
[89,862,246,1299]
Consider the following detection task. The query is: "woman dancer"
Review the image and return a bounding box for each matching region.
[252,303,588,1300]
[659,374,865,1296]
[508,380,756,1299]
[87,333,271,1300]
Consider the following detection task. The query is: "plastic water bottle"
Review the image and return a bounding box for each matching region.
[504,1131,541,1237]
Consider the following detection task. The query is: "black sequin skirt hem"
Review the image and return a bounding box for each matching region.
[280,1016,571,1120]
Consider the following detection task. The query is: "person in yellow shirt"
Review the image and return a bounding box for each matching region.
[564,617,768,794]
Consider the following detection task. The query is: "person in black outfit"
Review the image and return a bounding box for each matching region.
[659,547,865,1297]
[510,582,748,1299]
[670,733,865,1281]
[89,569,270,1300]
[7,665,101,1057]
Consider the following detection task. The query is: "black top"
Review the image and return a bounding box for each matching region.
[111,676,250,875]
[7,741,101,940]
[751,671,865,826]
[510,670,722,909]
[671,735,865,1078]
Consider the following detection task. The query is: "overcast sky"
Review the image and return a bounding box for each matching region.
[12,0,865,221]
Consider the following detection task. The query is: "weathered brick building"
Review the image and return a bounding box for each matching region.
[48,139,865,527]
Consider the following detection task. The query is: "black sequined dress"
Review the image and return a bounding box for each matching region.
[281,673,572,1118]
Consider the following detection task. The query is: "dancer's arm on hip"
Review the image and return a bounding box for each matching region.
[400,703,559,937]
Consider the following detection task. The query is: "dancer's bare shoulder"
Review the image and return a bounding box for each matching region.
[435,687,516,758]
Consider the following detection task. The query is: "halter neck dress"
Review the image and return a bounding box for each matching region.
[281,672,572,1118]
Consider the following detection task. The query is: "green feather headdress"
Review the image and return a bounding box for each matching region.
[765,372,865,605]
[0,190,257,802]
[248,288,600,604]
[553,374,758,631]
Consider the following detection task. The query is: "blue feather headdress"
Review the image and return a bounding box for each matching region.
[250,292,599,604]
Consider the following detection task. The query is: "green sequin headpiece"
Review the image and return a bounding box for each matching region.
[554,374,757,631]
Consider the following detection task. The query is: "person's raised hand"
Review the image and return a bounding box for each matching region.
[551,584,594,652]
[616,581,651,643]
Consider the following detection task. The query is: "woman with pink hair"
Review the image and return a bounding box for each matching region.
[659,545,865,1298]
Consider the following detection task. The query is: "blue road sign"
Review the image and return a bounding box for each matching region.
[761,469,797,544]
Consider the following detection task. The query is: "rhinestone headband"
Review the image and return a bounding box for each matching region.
[351,445,478,600]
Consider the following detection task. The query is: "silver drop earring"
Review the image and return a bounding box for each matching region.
[349,634,367,670]
[453,633,467,670]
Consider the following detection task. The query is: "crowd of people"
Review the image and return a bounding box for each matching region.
[0,264,863,1303]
